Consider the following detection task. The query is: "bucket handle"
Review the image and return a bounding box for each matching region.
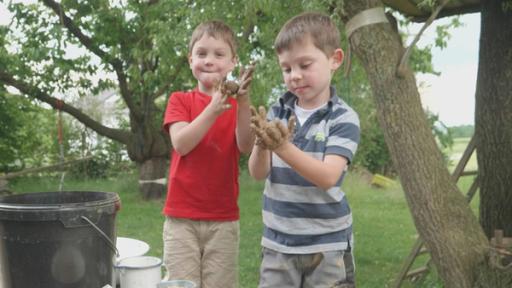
[81,215,119,257]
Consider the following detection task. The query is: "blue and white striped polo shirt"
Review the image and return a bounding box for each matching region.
[262,86,360,254]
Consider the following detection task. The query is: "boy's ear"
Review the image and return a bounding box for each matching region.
[330,48,344,71]
[188,53,193,66]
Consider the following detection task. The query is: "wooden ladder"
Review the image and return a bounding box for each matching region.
[392,136,479,287]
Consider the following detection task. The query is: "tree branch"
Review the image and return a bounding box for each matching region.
[41,0,142,120]
[152,56,188,101]
[0,69,131,144]
[396,0,450,78]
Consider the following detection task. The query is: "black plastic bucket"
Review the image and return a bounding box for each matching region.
[0,191,121,288]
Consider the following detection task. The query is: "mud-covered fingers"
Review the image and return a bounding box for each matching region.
[220,90,229,103]
[255,138,269,150]
[252,127,269,150]
[250,106,258,118]
[242,63,255,79]
[250,118,261,131]
[259,132,275,149]
[214,87,230,110]
[239,65,246,81]
[250,124,263,145]
[239,65,255,91]
[223,81,239,96]
[275,121,289,139]
[287,115,296,136]
[250,106,264,129]
[213,79,222,93]
[263,122,285,150]
[253,125,274,149]
[238,76,252,92]
[258,106,267,119]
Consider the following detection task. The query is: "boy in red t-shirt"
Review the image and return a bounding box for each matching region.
[161,20,254,287]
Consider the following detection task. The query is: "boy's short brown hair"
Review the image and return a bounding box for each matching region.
[274,12,340,57]
[188,20,237,57]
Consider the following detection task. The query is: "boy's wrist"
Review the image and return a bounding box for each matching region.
[204,103,221,118]
[273,141,289,154]
[237,97,251,107]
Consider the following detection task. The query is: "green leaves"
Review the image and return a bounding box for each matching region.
[0,0,445,176]
[0,92,57,172]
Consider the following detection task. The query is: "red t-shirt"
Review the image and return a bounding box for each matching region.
[162,89,240,221]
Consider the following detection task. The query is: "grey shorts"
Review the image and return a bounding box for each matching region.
[258,247,355,288]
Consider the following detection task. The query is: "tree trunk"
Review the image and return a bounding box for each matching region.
[475,0,512,240]
[127,117,171,199]
[337,1,492,287]
[138,157,168,200]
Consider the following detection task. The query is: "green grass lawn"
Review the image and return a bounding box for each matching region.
[7,170,429,287]
[6,137,478,287]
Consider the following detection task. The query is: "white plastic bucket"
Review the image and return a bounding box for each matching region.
[115,256,162,288]
[114,237,150,284]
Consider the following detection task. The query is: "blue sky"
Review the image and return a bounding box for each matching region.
[414,13,480,127]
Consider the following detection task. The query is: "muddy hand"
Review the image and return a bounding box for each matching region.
[250,105,270,149]
[260,114,296,150]
[221,80,239,98]
[207,80,232,116]
[237,62,255,100]
[250,106,296,150]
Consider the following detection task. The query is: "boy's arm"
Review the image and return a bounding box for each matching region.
[235,64,256,154]
[273,142,348,190]
[236,98,255,154]
[252,115,349,190]
[170,89,231,156]
[248,144,271,180]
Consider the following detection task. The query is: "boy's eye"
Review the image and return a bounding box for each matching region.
[282,67,291,73]
[300,63,311,69]
[215,52,226,58]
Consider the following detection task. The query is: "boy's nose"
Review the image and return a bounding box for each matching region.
[204,55,214,65]
[291,70,302,80]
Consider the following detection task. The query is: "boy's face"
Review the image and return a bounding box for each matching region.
[188,35,236,94]
[277,36,343,109]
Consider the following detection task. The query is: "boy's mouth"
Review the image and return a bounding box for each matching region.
[293,86,309,93]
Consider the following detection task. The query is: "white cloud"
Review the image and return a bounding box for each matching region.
[412,13,480,127]
[418,63,477,126]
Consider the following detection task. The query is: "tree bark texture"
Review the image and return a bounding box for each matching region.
[338,1,490,287]
[138,157,168,200]
[475,0,512,240]
[127,115,170,199]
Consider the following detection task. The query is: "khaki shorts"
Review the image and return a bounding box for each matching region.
[162,217,239,288]
[258,246,356,288]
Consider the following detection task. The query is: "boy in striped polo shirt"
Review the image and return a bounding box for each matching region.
[248,12,360,288]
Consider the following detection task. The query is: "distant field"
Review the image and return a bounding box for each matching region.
[444,137,478,172]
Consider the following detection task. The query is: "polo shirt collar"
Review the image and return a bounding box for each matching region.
[279,86,340,111]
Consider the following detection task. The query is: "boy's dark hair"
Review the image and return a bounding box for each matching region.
[188,20,237,57]
[274,12,340,57]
